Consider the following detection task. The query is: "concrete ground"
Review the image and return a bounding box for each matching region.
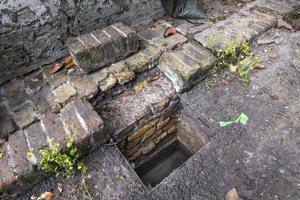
[15,28,300,200]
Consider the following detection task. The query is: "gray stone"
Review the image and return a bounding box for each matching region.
[68,23,140,73]
[109,62,135,85]
[125,45,162,73]
[69,75,99,99]
[98,73,118,92]
[12,101,37,129]
[0,0,164,84]
[24,122,48,163]
[0,102,15,138]
[159,43,217,92]
[53,83,77,105]
[153,34,188,52]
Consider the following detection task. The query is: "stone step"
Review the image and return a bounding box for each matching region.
[67,23,140,73]
[0,99,107,197]
[194,0,294,52]
[159,42,217,93]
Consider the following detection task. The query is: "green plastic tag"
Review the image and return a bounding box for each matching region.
[219,113,249,127]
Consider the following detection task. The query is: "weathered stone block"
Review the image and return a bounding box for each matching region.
[53,83,77,105]
[7,130,32,175]
[153,34,188,52]
[60,101,91,150]
[0,102,15,138]
[69,75,99,99]
[11,101,37,129]
[41,113,67,148]
[67,23,140,73]
[0,143,17,193]
[159,43,217,92]
[73,100,107,145]
[24,122,48,163]
[109,62,135,85]
[125,45,162,73]
[43,69,68,89]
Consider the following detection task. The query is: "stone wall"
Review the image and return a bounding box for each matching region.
[0,0,164,84]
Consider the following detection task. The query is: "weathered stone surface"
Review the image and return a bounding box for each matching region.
[247,0,294,15]
[109,61,135,85]
[194,9,278,51]
[53,83,77,105]
[73,99,107,145]
[0,0,164,84]
[41,113,66,148]
[0,143,18,194]
[125,45,162,73]
[100,75,176,140]
[176,22,212,36]
[43,69,68,89]
[138,29,165,44]
[23,70,45,95]
[159,43,217,92]
[60,101,90,150]
[69,75,99,99]
[153,34,188,51]
[11,101,37,129]
[1,79,29,109]
[0,101,15,138]
[98,73,118,92]
[24,122,48,163]
[7,130,32,175]
[68,23,140,73]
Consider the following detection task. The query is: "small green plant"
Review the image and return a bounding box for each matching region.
[38,136,93,199]
[206,30,261,87]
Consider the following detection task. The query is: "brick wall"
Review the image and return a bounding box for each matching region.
[0,0,164,84]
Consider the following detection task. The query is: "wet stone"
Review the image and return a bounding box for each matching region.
[11,101,37,129]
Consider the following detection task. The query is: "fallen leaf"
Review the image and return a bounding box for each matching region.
[264,47,279,58]
[163,27,176,37]
[269,94,279,100]
[226,188,240,200]
[39,192,53,200]
[48,63,63,74]
[277,18,293,30]
[229,64,238,73]
[253,63,265,70]
[63,56,74,69]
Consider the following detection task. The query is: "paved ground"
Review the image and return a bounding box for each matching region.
[15,28,300,200]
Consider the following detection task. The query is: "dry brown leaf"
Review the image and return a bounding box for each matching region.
[42,192,53,200]
[163,27,177,38]
[269,94,279,100]
[48,63,63,74]
[253,63,265,70]
[63,56,75,69]
[226,188,240,200]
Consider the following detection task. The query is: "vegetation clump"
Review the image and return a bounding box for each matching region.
[205,29,261,88]
[37,136,93,199]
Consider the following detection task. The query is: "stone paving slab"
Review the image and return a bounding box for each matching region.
[67,23,140,73]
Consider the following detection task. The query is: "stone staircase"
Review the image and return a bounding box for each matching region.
[0,0,299,198]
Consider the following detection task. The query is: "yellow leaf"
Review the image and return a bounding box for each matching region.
[226,188,240,200]
[229,64,238,73]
